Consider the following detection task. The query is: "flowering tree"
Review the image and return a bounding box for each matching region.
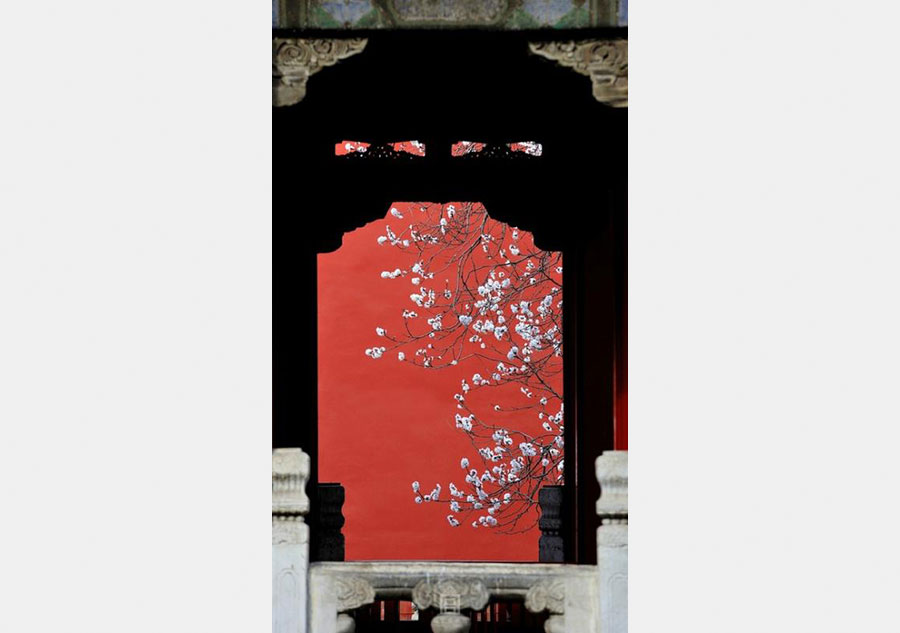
[364,202,564,533]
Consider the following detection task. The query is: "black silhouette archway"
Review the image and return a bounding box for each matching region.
[273,29,626,564]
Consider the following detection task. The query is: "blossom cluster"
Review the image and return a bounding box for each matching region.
[364,202,563,532]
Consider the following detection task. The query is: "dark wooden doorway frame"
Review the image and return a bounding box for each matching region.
[273,29,626,564]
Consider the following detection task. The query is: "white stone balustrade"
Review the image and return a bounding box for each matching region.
[273,448,311,633]
[272,448,627,633]
[596,450,628,633]
[309,561,598,633]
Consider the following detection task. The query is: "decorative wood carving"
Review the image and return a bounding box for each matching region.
[538,485,564,562]
[273,38,368,106]
[529,39,627,107]
[316,483,346,561]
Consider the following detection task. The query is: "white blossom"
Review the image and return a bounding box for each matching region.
[367,203,564,531]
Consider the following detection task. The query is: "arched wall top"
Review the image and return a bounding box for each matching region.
[273,30,627,253]
[314,200,592,256]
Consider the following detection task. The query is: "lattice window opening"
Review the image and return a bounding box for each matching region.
[334,140,542,159]
[335,140,426,158]
[451,141,543,158]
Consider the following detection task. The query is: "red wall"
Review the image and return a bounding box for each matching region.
[318,204,547,560]
[317,201,631,559]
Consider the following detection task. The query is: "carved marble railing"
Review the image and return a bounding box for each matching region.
[596,450,628,633]
[273,448,311,633]
[310,561,594,633]
[274,449,626,633]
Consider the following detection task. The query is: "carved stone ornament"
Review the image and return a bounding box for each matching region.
[430,613,471,633]
[336,613,356,633]
[273,448,310,516]
[334,577,376,612]
[528,40,628,107]
[544,615,565,633]
[525,579,565,615]
[272,515,310,545]
[595,450,628,520]
[273,38,368,107]
[412,578,490,612]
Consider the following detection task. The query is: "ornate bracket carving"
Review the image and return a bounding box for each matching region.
[273,38,368,107]
[335,577,376,612]
[412,578,490,612]
[528,40,627,108]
